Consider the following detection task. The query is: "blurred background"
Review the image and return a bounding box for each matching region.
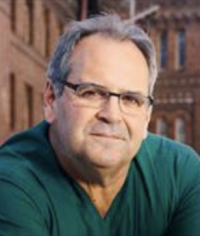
[0,0,200,154]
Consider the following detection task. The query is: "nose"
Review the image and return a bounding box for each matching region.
[96,96,122,123]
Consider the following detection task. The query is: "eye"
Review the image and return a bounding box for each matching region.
[77,85,108,100]
[121,93,144,107]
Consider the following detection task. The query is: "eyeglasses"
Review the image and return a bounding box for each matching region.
[61,80,154,116]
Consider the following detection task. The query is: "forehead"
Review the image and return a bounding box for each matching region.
[69,34,149,92]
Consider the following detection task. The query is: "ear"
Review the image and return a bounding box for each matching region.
[43,80,56,124]
[143,106,153,139]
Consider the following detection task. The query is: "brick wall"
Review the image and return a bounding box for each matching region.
[142,5,200,153]
[99,0,200,153]
[0,0,75,143]
[0,1,10,142]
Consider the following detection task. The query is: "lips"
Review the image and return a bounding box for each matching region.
[88,123,128,141]
[90,132,126,140]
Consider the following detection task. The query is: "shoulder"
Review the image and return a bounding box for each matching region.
[138,132,200,194]
[141,132,200,175]
[0,121,50,155]
[135,133,200,221]
[0,121,53,184]
[0,122,54,220]
[142,132,199,163]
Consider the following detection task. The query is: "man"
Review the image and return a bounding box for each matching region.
[0,14,200,236]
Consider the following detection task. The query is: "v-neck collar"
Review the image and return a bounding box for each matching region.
[64,161,135,225]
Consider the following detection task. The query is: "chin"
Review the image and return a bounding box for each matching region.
[86,152,129,169]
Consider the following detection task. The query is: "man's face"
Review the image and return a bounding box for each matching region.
[44,34,152,171]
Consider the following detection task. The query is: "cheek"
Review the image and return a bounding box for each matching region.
[127,114,150,144]
[58,105,95,142]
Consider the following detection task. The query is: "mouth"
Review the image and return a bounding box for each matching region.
[90,132,125,141]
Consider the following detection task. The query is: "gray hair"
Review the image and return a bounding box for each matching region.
[47,14,158,96]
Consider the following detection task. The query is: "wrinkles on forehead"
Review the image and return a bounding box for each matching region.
[68,33,149,86]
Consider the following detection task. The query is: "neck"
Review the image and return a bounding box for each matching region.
[79,166,129,217]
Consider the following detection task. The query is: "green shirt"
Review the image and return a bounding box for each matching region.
[0,121,200,236]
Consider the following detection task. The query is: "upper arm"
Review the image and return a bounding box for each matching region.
[0,177,50,236]
[165,153,200,236]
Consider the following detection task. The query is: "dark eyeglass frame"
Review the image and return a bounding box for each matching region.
[61,80,154,107]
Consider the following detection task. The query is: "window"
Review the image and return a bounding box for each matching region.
[87,0,99,17]
[156,118,168,137]
[58,22,64,36]
[44,8,50,57]
[11,0,16,31]
[25,84,34,127]
[159,31,168,68]
[26,0,34,45]
[76,0,99,20]
[176,29,186,68]
[76,0,85,20]
[9,74,16,130]
[175,117,186,142]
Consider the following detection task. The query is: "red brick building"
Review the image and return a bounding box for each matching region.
[0,0,77,143]
[1,0,200,154]
[138,0,200,154]
[99,0,200,154]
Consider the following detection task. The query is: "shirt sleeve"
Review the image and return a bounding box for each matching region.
[165,151,200,236]
[0,176,50,236]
